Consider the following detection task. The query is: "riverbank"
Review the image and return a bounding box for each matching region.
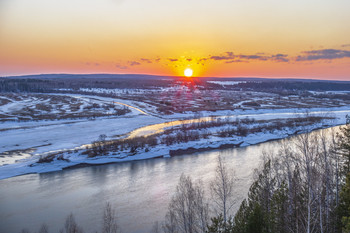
[0,116,345,180]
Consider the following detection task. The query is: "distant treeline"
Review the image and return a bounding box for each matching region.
[1,76,350,94]
[0,77,174,93]
[225,81,350,92]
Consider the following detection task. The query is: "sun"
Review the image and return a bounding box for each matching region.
[184,68,193,77]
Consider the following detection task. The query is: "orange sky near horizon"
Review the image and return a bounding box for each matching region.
[1,0,350,80]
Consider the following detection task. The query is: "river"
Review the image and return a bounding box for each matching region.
[0,126,340,233]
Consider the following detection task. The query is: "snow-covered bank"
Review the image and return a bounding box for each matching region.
[0,115,164,155]
[161,105,350,120]
[0,116,346,180]
[1,105,349,157]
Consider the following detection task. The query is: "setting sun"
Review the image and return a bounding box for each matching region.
[184,68,193,77]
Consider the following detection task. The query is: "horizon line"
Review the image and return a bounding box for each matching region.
[1,72,349,82]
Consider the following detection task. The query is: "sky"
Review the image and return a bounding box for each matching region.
[1,0,350,80]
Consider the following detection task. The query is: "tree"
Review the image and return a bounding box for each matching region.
[206,214,234,233]
[246,203,264,233]
[337,115,350,231]
[339,115,350,174]
[150,221,161,233]
[102,202,120,233]
[232,199,249,233]
[339,173,350,233]
[210,155,236,223]
[62,213,84,233]
[38,224,49,233]
[163,174,209,233]
[231,160,275,233]
[294,132,319,233]
[20,229,31,233]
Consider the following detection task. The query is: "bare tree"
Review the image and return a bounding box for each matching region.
[295,132,319,233]
[20,229,31,233]
[38,224,49,233]
[163,174,209,233]
[102,202,120,233]
[210,155,236,223]
[150,221,160,233]
[63,213,84,233]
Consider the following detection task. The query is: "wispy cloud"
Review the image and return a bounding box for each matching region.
[85,62,100,66]
[210,52,235,61]
[296,49,350,61]
[271,54,289,62]
[168,58,178,62]
[225,59,248,63]
[128,61,141,66]
[115,63,128,69]
[209,52,289,62]
[140,58,152,63]
[341,44,350,48]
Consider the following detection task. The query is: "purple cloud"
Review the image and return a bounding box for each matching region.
[140,58,152,63]
[271,54,289,62]
[128,61,141,66]
[168,58,178,62]
[115,64,128,69]
[296,49,350,61]
[210,52,235,60]
[209,52,289,62]
[225,60,247,63]
[238,54,268,60]
[85,62,100,66]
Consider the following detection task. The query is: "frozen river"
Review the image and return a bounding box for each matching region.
[0,126,341,233]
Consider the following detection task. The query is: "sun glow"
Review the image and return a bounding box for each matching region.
[184,68,193,77]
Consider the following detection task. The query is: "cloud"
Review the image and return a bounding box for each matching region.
[271,54,289,62]
[209,52,289,63]
[168,58,178,62]
[116,47,348,68]
[210,52,235,60]
[115,64,128,69]
[140,58,152,63]
[209,48,350,63]
[85,62,100,66]
[128,61,141,66]
[296,49,350,61]
[113,58,160,69]
[225,60,247,63]
[237,54,268,60]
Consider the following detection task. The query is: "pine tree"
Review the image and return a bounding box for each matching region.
[206,214,234,233]
[339,115,350,174]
